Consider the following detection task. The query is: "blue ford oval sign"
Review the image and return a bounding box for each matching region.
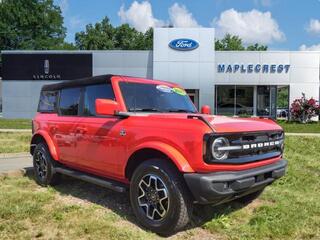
[168,38,199,51]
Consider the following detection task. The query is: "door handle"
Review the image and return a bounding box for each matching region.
[76,127,87,134]
[50,125,58,133]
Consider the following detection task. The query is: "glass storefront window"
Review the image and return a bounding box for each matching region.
[277,86,289,119]
[235,86,254,116]
[216,85,235,116]
[216,85,289,119]
[216,85,253,116]
[257,86,271,116]
[256,85,278,118]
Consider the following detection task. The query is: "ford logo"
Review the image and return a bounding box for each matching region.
[168,38,199,51]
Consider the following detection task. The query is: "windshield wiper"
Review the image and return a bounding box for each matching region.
[167,109,196,113]
[128,108,162,112]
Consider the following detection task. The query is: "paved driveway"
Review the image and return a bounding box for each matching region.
[0,153,32,173]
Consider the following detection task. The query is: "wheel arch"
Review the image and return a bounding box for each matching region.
[30,131,59,160]
[125,143,194,180]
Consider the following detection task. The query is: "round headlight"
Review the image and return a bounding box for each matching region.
[211,137,229,160]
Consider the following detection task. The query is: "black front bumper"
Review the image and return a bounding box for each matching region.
[184,159,287,204]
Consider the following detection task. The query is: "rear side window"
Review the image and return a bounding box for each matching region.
[83,83,115,116]
[38,91,57,112]
[59,87,81,116]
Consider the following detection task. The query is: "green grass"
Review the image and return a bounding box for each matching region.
[0,132,31,153]
[0,136,319,239]
[0,118,32,129]
[277,120,320,133]
[0,177,156,240]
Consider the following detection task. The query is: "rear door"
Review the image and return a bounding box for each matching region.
[55,87,82,164]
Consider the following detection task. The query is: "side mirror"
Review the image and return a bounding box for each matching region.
[95,99,120,115]
[201,105,211,115]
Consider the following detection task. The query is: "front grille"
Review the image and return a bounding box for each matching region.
[204,131,284,164]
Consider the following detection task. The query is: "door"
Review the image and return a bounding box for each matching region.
[75,83,127,178]
[235,86,254,116]
[270,86,277,119]
[257,85,277,118]
[215,85,235,116]
[55,87,82,164]
[186,89,199,110]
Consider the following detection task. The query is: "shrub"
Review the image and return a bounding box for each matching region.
[290,93,320,123]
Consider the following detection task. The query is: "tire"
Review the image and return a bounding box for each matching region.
[236,189,264,205]
[33,142,60,186]
[130,159,193,236]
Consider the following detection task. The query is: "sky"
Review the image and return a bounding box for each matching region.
[54,0,320,51]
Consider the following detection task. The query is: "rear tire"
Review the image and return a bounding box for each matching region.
[130,159,193,236]
[33,142,60,186]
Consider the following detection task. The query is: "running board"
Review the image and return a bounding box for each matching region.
[55,167,127,193]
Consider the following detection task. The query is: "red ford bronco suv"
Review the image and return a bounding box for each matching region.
[31,74,287,235]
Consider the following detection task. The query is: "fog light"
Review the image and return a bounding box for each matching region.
[211,137,229,160]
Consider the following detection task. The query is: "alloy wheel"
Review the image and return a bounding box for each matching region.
[35,150,48,179]
[137,174,170,221]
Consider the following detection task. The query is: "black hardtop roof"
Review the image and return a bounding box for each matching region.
[41,74,113,91]
[41,74,177,92]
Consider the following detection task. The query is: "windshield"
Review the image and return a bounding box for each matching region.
[119,82,197,113]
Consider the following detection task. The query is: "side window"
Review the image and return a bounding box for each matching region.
[38,91,57,112]
[83,83,115,116]
[59,87,81,116]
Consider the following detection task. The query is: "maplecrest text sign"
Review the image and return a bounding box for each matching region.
[217,64,290,74]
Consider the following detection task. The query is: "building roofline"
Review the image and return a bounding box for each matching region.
[1,50,152,54]
[215,50,320,53]
[2,50,320,55]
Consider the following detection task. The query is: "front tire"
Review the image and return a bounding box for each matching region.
[130,159,193,236]
[33,142,60,186]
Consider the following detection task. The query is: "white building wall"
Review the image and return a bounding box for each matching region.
[92,50,153,78]
[2,80,60,118]
[288,52,319,104]
[153,28,215,110]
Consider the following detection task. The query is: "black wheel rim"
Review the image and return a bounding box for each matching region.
[35,150,48,179]
[137,174,170,221]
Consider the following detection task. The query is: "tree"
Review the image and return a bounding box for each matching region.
[215,34,268,51]
[75,17,115,50]
[277,87,289,108]
[0,0,66,50]
[57,42,78,50]
[114,24,144,50]
[215,34,245,51]
[75,17,153,50]
[247,43,268,51]
[142,27,153,50]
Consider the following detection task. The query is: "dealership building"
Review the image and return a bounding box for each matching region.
[1,28,319,119]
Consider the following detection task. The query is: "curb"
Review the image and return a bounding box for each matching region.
[0,167,33,178]
[0,152,30,159]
